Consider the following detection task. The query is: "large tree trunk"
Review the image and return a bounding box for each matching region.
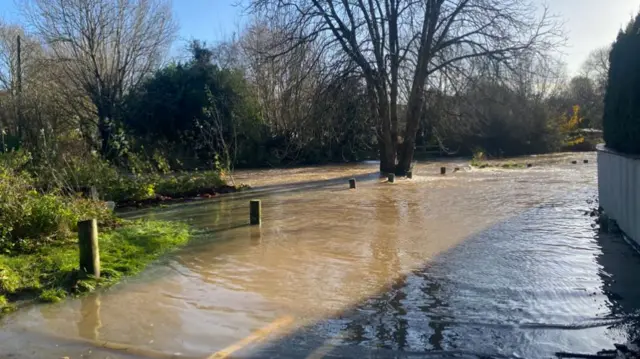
[378,96,397,174]
[396,81,427,175]
[378,138,396,173]
[367,80,396,173]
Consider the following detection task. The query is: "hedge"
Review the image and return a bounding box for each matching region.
[602,13,640,154]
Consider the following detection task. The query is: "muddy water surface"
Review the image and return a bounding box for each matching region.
[1,152,639,358]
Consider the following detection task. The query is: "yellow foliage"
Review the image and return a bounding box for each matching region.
[560,105,585,147]
[560,105,584,133]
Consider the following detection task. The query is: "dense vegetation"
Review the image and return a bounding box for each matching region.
[603,13,640,155]
[0,148,193,312]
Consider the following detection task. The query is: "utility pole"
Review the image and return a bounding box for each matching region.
[16,35,22,141]
[16,35,21,96]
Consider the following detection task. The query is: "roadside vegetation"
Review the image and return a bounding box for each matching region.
[1,220,188,313]
[0,150,192,313]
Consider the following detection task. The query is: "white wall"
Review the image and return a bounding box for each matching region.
[598,145,640,245]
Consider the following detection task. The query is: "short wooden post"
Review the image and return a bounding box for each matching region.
[583,159,589,164]
[440,167,446,175]
[250,200,261,225]
[527,163,533,168]
[387,173,395,183]
[406,171,413,179]
[349,178,357,189]
[571,160,577,164]
[78,219,100,278]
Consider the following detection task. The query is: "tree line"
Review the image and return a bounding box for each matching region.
[0,0,611,175]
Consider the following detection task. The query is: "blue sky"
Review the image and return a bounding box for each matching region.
[1,0,639,74]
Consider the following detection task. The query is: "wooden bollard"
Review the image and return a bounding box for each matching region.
[250,200,261,225]
[387,173,395,183]
[584,159,589,164]
[527,163,533,168]
[440,167,446,175]
[78,219,100,278]
[407,171,413,179]
[349,178,356,189]
[571,160,577,164]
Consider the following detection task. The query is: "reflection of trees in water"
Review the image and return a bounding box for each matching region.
[417,271,448,351]
[339,189,451,352]
[595,231,640,345]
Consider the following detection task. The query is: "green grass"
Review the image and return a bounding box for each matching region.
[470,159,526,169]
[0,220,189,313]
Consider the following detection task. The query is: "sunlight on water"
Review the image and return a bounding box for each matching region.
[2,152,639,358]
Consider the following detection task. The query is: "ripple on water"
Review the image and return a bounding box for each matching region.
[3,153,640,358]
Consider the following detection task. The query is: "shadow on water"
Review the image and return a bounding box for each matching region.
[595,232,640,346]
[236,191,640,359]
[7,153,637,359]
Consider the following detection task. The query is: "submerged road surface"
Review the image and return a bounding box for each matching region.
[1,152,639,358]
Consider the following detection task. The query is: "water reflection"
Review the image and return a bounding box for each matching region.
[78,295,102,341]
[254,187,640,358]
[595,230,640,346]
[3,152,637,359]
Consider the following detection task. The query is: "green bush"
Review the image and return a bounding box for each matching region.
[603,13,640,154]
[155,171,226,197]
[0,153,112,254]
[32,148,225,203]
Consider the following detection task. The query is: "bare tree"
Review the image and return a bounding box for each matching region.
[250,0,562,174]
[581,46,610,91]
[25,0,177,159]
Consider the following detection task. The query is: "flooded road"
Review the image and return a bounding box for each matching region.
[1,152,640,358]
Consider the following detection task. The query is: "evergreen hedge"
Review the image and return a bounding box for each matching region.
[603,13,640,154]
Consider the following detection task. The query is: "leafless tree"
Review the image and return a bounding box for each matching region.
[249,0,563,174]
[25,0,177,159]
[581,46,610,91]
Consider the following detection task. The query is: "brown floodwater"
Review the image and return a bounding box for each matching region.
[1,152,639,358]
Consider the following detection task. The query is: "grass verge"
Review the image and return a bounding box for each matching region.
[0,220,189,314]
[470,159,527,169]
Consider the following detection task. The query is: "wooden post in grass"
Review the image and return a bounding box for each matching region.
[349,178,356,189]
[250,200,261,225]
[78,219,100,278]
[572,160,577,164]
[440,167,446,175]
[407,171,413,179]
[387,173,395,183]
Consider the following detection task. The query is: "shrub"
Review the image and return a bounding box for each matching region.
[155,171,226,197]
[603,13,640,154]
[0,153,112,254]
[0,263,19,294]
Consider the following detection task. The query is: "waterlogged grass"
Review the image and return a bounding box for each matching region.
[0,220,189,313]
[470,159,527,169]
